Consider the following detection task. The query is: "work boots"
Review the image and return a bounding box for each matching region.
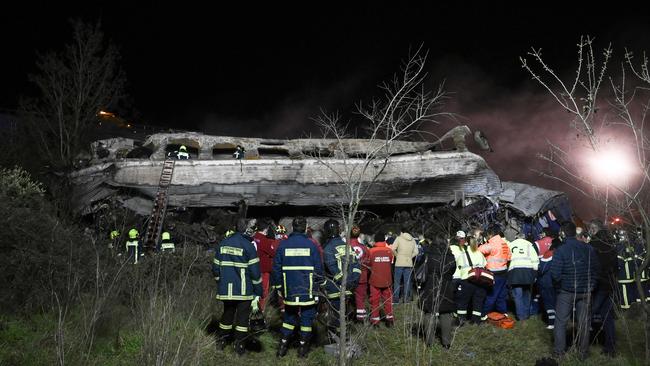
[233,340,246,356]
[298,339,311,358]
[276,338,289,358]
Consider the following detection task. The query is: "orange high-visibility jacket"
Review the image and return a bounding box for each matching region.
[479,235,512,272]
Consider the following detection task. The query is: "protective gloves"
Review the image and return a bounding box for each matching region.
[251,296,261,312]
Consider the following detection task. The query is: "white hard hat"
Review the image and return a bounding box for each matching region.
[456,230,466,238]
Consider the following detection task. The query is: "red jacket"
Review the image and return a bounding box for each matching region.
[535,236,553,258]
[368,241,394,288]
[351,238,370,283]
[254,232,277,273]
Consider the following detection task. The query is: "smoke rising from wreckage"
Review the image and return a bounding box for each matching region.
[69,125,572,241]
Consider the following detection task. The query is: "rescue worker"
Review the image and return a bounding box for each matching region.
[322,219,361,338]
[537,231,558,329]
[507,233,539,322]
[551,222,600,359]
[233,145,245,159]
[276,225,288,240]
[368,231,395,327]
[417,234,456,348]
[479,224,511,318]
[125,228,141,264]
[451,231,487,324]
[350,225,370,322]
[616,229,639,308]
[213,218,262,355]
[253,221,278,311]
[109,229,120,249]
[160,231,175,253]
[272,216,323,358]
[176,145,190,159]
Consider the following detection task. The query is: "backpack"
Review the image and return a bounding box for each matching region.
[413,255,428,287]
[487,312,515,329]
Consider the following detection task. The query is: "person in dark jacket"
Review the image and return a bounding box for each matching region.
[213,218,262,355]
[551,222,600,360]
[321,219,361,338]
[272,217,323,358]
[588,219,618,357]
[538,230,560,329]
[417,234,457,348]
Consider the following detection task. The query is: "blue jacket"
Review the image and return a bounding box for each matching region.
[538,252,553,288]
[212,233,262,301]
[323,236,361,299]
[551,237,600,293]
[271,232,324,306]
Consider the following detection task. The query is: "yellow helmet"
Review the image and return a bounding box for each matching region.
[179,145,187,152]
[110,230,120,240]
[225,229,235,238]
[162,232,171,241]
[128,228,139,239]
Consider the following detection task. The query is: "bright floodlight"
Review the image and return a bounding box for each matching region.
[589,149,636,183]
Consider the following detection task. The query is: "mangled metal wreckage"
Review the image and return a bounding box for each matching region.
[69,125,571,225]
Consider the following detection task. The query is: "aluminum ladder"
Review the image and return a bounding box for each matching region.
[143,159,175,252]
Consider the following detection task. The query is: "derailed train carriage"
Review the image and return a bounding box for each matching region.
[69,125,572,242]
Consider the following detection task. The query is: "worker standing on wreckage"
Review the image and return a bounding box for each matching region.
[272,216,324,358]
[321,219,361,340]
[213,218,262,355]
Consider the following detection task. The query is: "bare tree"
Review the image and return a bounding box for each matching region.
[19,19,126,169]
[521,35,650,361]
[310,46,449,365]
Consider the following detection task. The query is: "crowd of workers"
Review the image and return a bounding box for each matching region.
[111,212,649,360]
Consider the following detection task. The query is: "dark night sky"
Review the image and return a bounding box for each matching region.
[2,2,650,218]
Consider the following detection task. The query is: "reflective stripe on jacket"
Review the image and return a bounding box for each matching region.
[212,232,262,301]
[323,236,361,298]
[271,232,323,306]
[507,238,539,285]
[450,245,486,280]
[479,235,511,272]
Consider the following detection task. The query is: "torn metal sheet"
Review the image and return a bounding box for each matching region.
[500,181,570,219]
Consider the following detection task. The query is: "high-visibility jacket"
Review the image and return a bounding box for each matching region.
[212,232,262,301]
[271,232,324,306]
[368,241,393,288]
[160,240,175,252]
[479,235,511,273]
[125,239,140,264]
[176,151,190,159]
[323,236,361,299]
[507,238,540,285]
[450,245,487,280]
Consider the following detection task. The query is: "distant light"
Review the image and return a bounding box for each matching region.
[588,149,636,183]
[126,123,131,128]
[98,110,115,118]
